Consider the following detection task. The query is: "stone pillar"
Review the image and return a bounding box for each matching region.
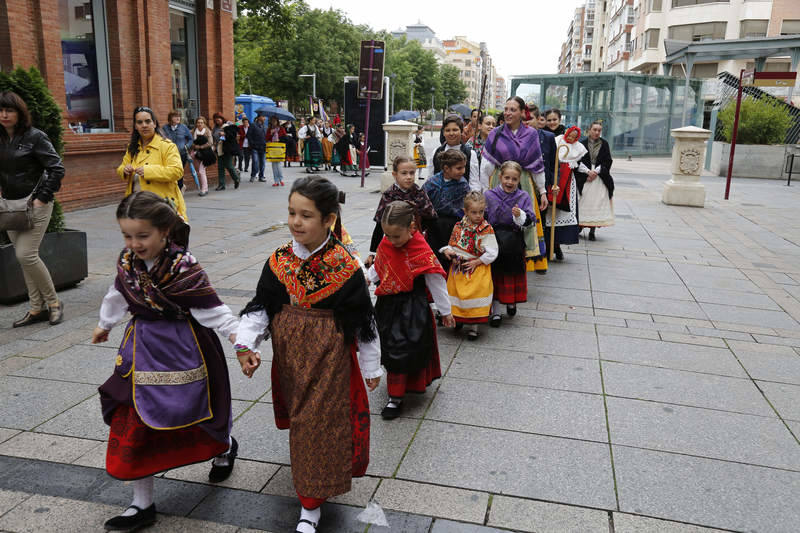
[380,120,418,191]
[662,126,712,208]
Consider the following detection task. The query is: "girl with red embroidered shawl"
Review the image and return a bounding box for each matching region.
[441,191,498,340]
[367,201,454,420]
[545,125,585,258]
[480,96,549,274]
[234,177,381,533]
[92,192,239,532]
[484,162,536,327]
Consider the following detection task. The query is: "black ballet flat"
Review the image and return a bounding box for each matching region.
[208,436,238,483]
[296,518,318,533]
[103,504,156,531]
[506,305,517,317]
[381,401,403,420]
[467,329,479,341]
[489,315,502,328]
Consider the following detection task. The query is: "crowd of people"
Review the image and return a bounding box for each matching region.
[0,89,616,533]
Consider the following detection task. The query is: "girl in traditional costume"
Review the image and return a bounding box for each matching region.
[335,124,359,177]
[320,121,333,171]
[480,96,549,274]
[466,114,496,168]
[367,156,437,266]
[328,124,344,172]
[93,191,239,531]
[485,161,536,327]
[299,116,323,173]
[282,120,300,166]
[546,125,584,261]
[574,120,615,240]
[368,201,454,419]
[234,177,381,533]
[413,125,427,180]
[431,114,480,186]
[441,191,498,340]
[422,149,471,273]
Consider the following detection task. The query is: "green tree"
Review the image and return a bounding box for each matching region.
[718,97,795,145]
[439,64,466,109]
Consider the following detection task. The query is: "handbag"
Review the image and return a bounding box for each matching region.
[0,194,34,231]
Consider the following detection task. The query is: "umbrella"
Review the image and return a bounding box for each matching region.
[256,106,295,121]
[389,110,419,122]
[449,103,472,119]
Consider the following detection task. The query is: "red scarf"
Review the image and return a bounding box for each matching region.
[374,231,445,296]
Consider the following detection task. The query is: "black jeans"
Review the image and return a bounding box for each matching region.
[238,147,252,172]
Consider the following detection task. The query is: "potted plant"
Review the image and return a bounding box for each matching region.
[0,67,88,304]
[713,96,796,179]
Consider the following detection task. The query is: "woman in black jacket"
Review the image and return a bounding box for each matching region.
[0,91,66,327]
[573,120,615,240]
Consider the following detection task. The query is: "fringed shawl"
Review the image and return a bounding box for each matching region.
[482,123,544,174]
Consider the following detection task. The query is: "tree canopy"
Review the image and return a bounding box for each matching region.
[234,1,468,114]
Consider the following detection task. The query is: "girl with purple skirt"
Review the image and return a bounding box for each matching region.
[92,191,239,531]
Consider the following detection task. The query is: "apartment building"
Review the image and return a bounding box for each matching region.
[558,6,587,73]
[391,23,447,63]
[496,76,508,109]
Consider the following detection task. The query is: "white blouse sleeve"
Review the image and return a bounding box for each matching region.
[98,285,129,331]
[235,310,269,353]
[190,305,239,340]
[357,325,383,379]
[366,265,380,284]
[532,171,546,194]
[425,273,451,316]
[469,151,481,191]
[480,158,496,191]
[513,210,528,227]
[479,235,499,264]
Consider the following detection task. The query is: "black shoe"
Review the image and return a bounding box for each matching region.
[104,504,156,531]
[588,229,596,241]
[233,178,240,189]
[296,518,318,533]
[215,185,226,191]
[48,301,64,325]
[381,401,403,420]
[259,178,267,182]
[198,191,208,197]
[306,168,312,174]
[489,315,502,328]
[506,304,516,317]
[555,246,564,261]
[208,437,238,483]
[12,310,49,328]
[467,329,479,341]
[454,323,463,331]
[249,176,255,183]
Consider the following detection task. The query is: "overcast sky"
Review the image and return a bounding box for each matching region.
[304,0,585,79]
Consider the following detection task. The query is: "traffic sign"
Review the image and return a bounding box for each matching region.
[358,40,385,100]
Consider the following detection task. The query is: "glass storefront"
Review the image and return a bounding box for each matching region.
[59,0,111,132]
[169,8,199,124]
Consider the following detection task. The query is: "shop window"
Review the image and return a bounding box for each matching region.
[59,0,112,132]
[739,20,768,39]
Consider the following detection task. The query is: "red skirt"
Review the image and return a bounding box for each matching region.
[106,405,228,480]
[387,322,442,397]
[492,271,527,304]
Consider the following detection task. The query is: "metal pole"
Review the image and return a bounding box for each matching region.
[410,84,415,111]
[725,69,745,200]
[312,74,316,99]
[361,41,375,188]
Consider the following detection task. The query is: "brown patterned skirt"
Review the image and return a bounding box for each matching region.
[270,305,370,499]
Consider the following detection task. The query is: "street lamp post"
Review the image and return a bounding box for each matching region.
[409,79,415,112]
[430,87,435,135]
[299,73,316,98]
[389,73,397,115]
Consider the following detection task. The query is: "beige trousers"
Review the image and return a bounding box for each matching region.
[7,202,58,311]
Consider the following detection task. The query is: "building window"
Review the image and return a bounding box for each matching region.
[781,20,800,36]
[668,22,727,42]
[650,0,662,11]
[169,9,199,124]
[739,20,768,39]
[672,0,729,6]
[59,0,112,133]
[670,62,718,78]
[646,28,660,48]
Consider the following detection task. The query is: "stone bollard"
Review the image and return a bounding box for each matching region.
[662,126,712,207]
[380,120,418,192]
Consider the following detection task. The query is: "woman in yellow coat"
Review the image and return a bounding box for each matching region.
[117,106,187,220]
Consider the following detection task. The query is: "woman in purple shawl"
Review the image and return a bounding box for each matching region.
[92,192,239,531]
[480,96,549,273]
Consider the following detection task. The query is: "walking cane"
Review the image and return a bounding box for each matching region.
[549,144,570,261]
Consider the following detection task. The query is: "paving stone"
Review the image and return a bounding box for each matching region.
[261,466,379,507]
[595,308,653,321]
[90,475,216,516]
[759,381,800,421]
[700,303,799,330]
[709,320,776,336]
[479,325,599,359]
[689,286,780,310]
[651,315,713,328]
[592,277,694,300]
[515,308,567,320]
[526,286,594,308]
[429,520,508,533]
[566,313,626,326]
[0,456,106,502]
[367,414,422,477]
[596,325,660,340]
[71,441,107,469]
[0,340,43,362]
[397,421,617,510]
[0,356,38,377]
[0,376,96,430]
[606,397,800,470]
[625,319,688,333]
[0,493,118,533]
[487,495,609,533]
[598,335,745,377]
[533,318,595,332]
[231,402,290,464]
[727,340,800,385]
[685,326,752,341]
[22,315,95,342]
[0,428,19,445]
[163,458,279,492]
[11,344,117,385]
[0,432,99,464]
[367,379,435,418]
[34,394,107,440]
[0,489,29,516]
[226,356,272,401]
[373,478,488,524]
[613,513,729,532]
[594,292,707,319]
[658,332,728,348]
[614,446,800,533]
[602,362,774,417]
[751,334,800,349]
[447,347,602,394]
[148,515,241,532]
[426,377,607,442]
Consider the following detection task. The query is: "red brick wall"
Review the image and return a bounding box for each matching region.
[1,0,234,212]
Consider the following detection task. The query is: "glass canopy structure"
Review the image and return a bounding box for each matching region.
[510,72,705,156]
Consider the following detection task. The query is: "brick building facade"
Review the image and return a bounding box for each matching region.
[0,0,235,210]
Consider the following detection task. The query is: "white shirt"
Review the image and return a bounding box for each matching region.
[235,236,383,380]
[366,266,452,317]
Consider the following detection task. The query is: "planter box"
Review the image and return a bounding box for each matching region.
[716,143,787,179]
[0,229,88,304]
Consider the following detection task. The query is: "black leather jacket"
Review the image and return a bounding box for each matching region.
[0,127,65,202]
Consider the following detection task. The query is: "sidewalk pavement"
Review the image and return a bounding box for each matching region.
[1,153,799,532]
